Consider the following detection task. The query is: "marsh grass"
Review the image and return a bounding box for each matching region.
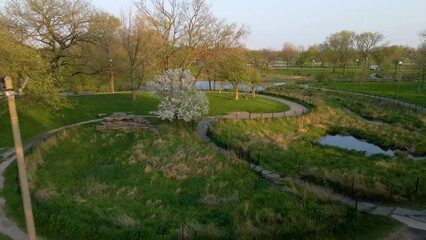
[208,86,426,206]
[3,123,398,239]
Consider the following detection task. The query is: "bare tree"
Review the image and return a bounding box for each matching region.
[138,0,248,72]
[2,0,95,70]
[137,0,182,71]
[120,9,157,101]
[354,32,384,74]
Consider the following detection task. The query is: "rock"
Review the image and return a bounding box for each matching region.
[103,117,113,122]
[97,115,153,133]
[253,166,264,172]
[265,173,280,181]
[112,112,127,117]
[261,170,272,176]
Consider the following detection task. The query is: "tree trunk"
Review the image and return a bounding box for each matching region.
[363,58,367,74]
[343,65,347,76]
[235,82,239,100]
[213,80,216,91]
[208,80,212,91]
[109,62,115,93]
[252,86,256,98]
[131,69,136,102]
[422,65,425,89]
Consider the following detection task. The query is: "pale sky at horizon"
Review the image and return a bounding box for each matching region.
[93,0,426,50]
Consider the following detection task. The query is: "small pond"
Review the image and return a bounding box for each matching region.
[319,135,395,157]
[195,81,285,92]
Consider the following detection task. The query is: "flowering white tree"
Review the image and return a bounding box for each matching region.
[147,69,209,121]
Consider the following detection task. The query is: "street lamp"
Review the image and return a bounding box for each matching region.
[396,61,402,99]
[312,59,315,76]
[355,59,359,72]
[109,58,115,93]
[1,76,37,240]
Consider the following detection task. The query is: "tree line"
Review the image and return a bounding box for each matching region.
[1,0,425,107]
[265,30,426,79]
[0,0,250,104]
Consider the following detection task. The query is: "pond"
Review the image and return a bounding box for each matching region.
[195,81,285,92]
[319,135,395,157]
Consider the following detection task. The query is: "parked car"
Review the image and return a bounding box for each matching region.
[370,65,381,70]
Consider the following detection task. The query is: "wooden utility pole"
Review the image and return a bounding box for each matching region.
[2,76,37,240]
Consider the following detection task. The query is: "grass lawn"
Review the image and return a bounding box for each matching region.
[207,92,289,115]
[0,92,160,148]
[3,124,399,239]
[0,92,289,148]
[314,81,426,107]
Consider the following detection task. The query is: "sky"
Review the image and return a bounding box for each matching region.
[92,0,426,50]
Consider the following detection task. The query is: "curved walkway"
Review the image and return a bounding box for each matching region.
[196,94,426,233]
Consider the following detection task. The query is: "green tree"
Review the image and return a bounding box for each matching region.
[325,30,356,75]
[0,27,68,111]
[1,0,95,72]
[354,32,384,74]
[69,12,122,92]
[216,51,249,100]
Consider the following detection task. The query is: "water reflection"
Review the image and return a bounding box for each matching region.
[319,135,395,157]
[195,81,285,92]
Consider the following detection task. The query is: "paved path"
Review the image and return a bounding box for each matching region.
[196,94,426,233]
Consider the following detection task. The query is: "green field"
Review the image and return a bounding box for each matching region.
[3,124,398,239]
[0,93,159,148]
[314,81,426,107]
[207,92,289,115]
[0,92,289,148]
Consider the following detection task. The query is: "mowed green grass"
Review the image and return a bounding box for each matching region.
[314,81,426,107]
[207,92,289,115]
[0,93,160,148]
[0,92,289,148]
